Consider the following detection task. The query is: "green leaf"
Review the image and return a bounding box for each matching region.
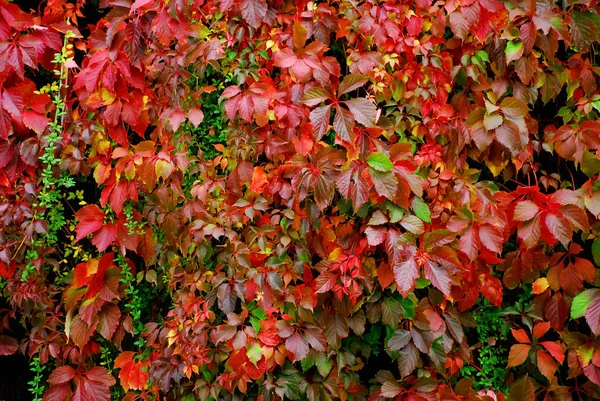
[387,202,404,223]
[505,40,524,63]
[571,289,597,319]
[415,277,431,289]
[246,342,264,365]
[315,352,333,377]
[582,151,600,177]
[367,152,394,172]
[251,307,267,320]
[249,316,261,333]
[412,197,431,223]
[400,295,417,321]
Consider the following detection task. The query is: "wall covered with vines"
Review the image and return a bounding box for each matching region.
[2,0,600,400]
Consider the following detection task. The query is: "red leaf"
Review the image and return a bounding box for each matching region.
[97,303,121,340]
[478,225,503,253]
[459,228,480,261]
[91,223,117,252]
[0,335,18,355]
[80,366,116,401]
[188,108,204,128]
[86,252,115,299]
[309,105,331,140]
[344,98,377,127]
[48,366,76,384]
[239,0,267,29]
[332,106,354,142]
[285,332,309,362]
[75,205,105,241]
[2,87,24,120]
[394,258,419,298]
[423,259,453,296]
[544,213,571,246]
[540,341,564,364]
[0,260,16,279]
[22,110,48,134]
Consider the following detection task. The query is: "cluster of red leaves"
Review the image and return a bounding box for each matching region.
[2,0,600,400]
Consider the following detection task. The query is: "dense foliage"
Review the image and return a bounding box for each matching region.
[2,0,600,400]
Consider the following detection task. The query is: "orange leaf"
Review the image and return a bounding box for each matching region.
[537,350,557,380]
[533,322,551,340]
[511,328,531,344]
[532,277,549,294]
[508,344,531,367]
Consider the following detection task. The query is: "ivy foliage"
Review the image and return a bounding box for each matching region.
[2,0,600,401]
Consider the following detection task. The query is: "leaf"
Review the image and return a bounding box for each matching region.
[500,97,528,117]
[97,303,120,340]
[315,353,333,377]
[80,366,116,401]
[412,197,431,223]
[309,105,331,141]
[366,152,393,172]
[332,106,354,142]
[505,40,524,63]
[495,120,522,154]
[478,225,503,253]
[514,201,539,221]
[302,88,331,107]
[585,295,600,336]
[114,352,148,392]
[532,322,551,340]
[540,341,564,364]
[370,169,398,200]
[393,258,419,298]
[91,223,117,252]
[188,108,204,128]
[382,297,403,328]
[511,328,531,344]
[423,260,453,296]
[582,151,600,177]
[380,381,402,398]
[344,98,377,127]
[338,74,368,96]
[387,329,411,351]
[483,113,503,131]
[532,277,549,294]
[239,0,268,29]
[292,21,307,50]
[593,238,600,267]
[508,376,534,401]
[571,11,600,51]
[544,213,570,247]
[48,366,76,384]
[571,289,599,319]
[0,335,18,355]
[75,205,105,241]
[23,110,49,134]
[398,343,419,378]
[537,350,557,380]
